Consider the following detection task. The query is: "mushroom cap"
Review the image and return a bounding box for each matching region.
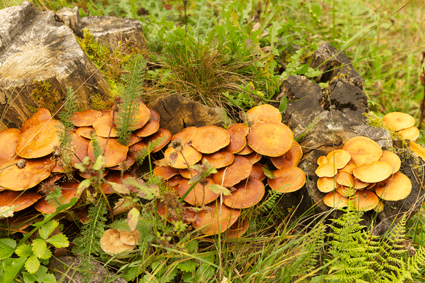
[129,141,148,157]
[108,153,136,171]
[191,126,231,154]
[317,156,328,165]
[339,160,357,174]
[249,163,266,181]
[317,176,338,193]
[192,202,240,235]
[164,146,202,169]
[326,149,351,169]
[374,200,385,213]
[247,122,293,157]
[88,137,129,168]
[226,123,249,153]
[92,112,119,137]
[75,127,94,139]
[270,140,303,169]
[323,191,348,208]
[17,119,63,159]
[383,112,415,131]
[72,109,102,127]
[171,127,197,146]
[410,141,425,161]
[235,143,254,155]
[336,171,355,187]
[353,161,392,183]
[0,190,41,212]
[353,190,379,211]
[134,109,160,137]
[335,185,356,197]
[114,101,151,131]
[20,108,51,132]
[100,228,135,255]
[398,126,419,141]
[0,128,21,167]
[119,230,140,245]
[70,132,90,168]
[177,178,220,206]
[243,152,262,165]
[0,156,54,191]
[315,163,337,177]
[212,156,252,187]
[202,150,235,169]
[375,172,412,201]
[179,167,201,179]
[227,123,249,136]
[223,177,265,209]
[379,151,401,174]
[353,178,369,189]
[153,166,180,180]
[144,128,172,153]
[342,136,382,167]
[127,134,143,146]
[34,182,80,214]
[224,219,249,239]
[268,167,306,193]
[167,175,184,188]
[246,104,282,125]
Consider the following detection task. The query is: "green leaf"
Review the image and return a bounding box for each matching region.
[46,234,69,248]
[124,178,159,200]
[2,257,27,283]
[25,255,40,274]
[0,238,16,259]
[31,239,47,258]
[15,244,33,258]
[278,95,287,114]
[108,182,130,195]
[262,166,275,179]
[77,179,91,195]
[39,220,59,240]
[23,265,56,283]
[177,260,197,272]
[38,247,52,260]
[208,184,231,196]
[93,155,105,170]
[127,208,140,232]
[185,240,198,253]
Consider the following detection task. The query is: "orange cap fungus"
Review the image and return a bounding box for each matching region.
[383,112,415,131]
[72,109,102,127]
[144,128,172,153]
[398,126,419,141]
[317,176,338,193]
[20,108,51,132]
[87,137,129,168]
[375,172,412,201]
[317,156,328,166]
[223,177,265,209]
[247,122,293,157]
[34,182,80,214]
[0,128,21,167]
[268,167,306,193]
[177,178,220,206]
[202,150,235,169]
[378,151,401,174]
[92,112,119,137]
[326,149,351,169]
[191,126,231,154]
[323,191,348,209]
[114,101,151,131]
[212,156,252,187]
[164,146,202,169]
[315,163,337,178]
[353,190,379,211]
[342,136,382,167]
[246,104,282,125]
[336,171,355,187]
[100,229,135,255]
[134,109,160,137]
[353,161,392,183]
[249,163,266,181]
[192,202,240,235]
[271,140,303,169]
[0,190,41,212]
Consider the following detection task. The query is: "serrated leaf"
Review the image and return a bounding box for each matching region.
[46,234,69,249]
[0,238,16,260]
[109,182,130,195]
[22,266,56,283]
[77,179,91,196]
[177,260,197,272]
[39,220,59,240]
[15,244,33,258]
[37,247,52,260]
[124,178,159,200]
[31,239,47,258]
[262,166,275,179]
[25,255,40,274]
[185,240,198,253]
[127,208,140,232]
[208,184,231,196]
[93,155,105,170]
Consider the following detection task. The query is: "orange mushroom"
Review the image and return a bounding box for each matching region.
[212,156,252,187]
[383,112,415,131]
[268,167,306,193]
[223,177,265,209]
[191,126,231,154]
[72,109,102,127]
[353,161,392,183]
[375,172,412,201]
[192,202,240,235]
[342,136,382,167]
[0,191,41,212]
[246,104,282,125]
[247,122,293,157]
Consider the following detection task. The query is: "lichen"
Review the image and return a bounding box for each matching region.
[30,80,60,113]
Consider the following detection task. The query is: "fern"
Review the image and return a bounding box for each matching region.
[256,190,283,213]
[57,87,78,174]
[325,202,378,283]
[72,198,107,281]
[115,54,147,145]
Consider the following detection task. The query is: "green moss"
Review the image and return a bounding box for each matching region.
[30,80,60,113]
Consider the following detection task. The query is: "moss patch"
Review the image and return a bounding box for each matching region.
[30,80,61,113]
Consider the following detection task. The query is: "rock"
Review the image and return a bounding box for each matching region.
[56,6,147,55]
[277,44,424,235]
[152,94,223,135]
[310,42,364,88]
[0,2,110,129]
[48,256,127,283]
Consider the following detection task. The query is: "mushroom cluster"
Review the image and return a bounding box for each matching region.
[155,104,306,237]
[100,228,140,255]
[316,136,412,211]
[0,101,171,215]
[383,112,419,141]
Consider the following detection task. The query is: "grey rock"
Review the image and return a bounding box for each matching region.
[310,42,364,88]
[48,256,127,283]
[0,2,110,129]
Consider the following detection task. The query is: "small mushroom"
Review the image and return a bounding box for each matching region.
[224,219,249,239]
[223,177,265,209]
[34,182,80,214]
[247,122,293,157]
[342,136,382,167]
[191,126,231,154]
[398,126,419,141]
[144,128,172,153]
[268,167,306,193]
[378,151,401,174]
[0,191,41,212]
[202,150,235,169]
[315,163,337,178]
[87,137,129,168]
[353,161,392,183]
[114,101,151,131]
[323,191,348,208]
[92,112,119,137]
[326,149,351,169]
[134,109,160,137]
[375,172,412,201]
[212,156,252,187]
[246,104,282,125]
[317,176,338,193]
[20,108,51,132]
[192,202,240,235]
[177,178,220,206]
[317,156,328,166]
[336,171,355,187]
[72,109,102,127]
[352,190,379,211]
[100,228,135,255]
[383,112,415,131]
[270,140,303,169]
[164,146,202,169]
